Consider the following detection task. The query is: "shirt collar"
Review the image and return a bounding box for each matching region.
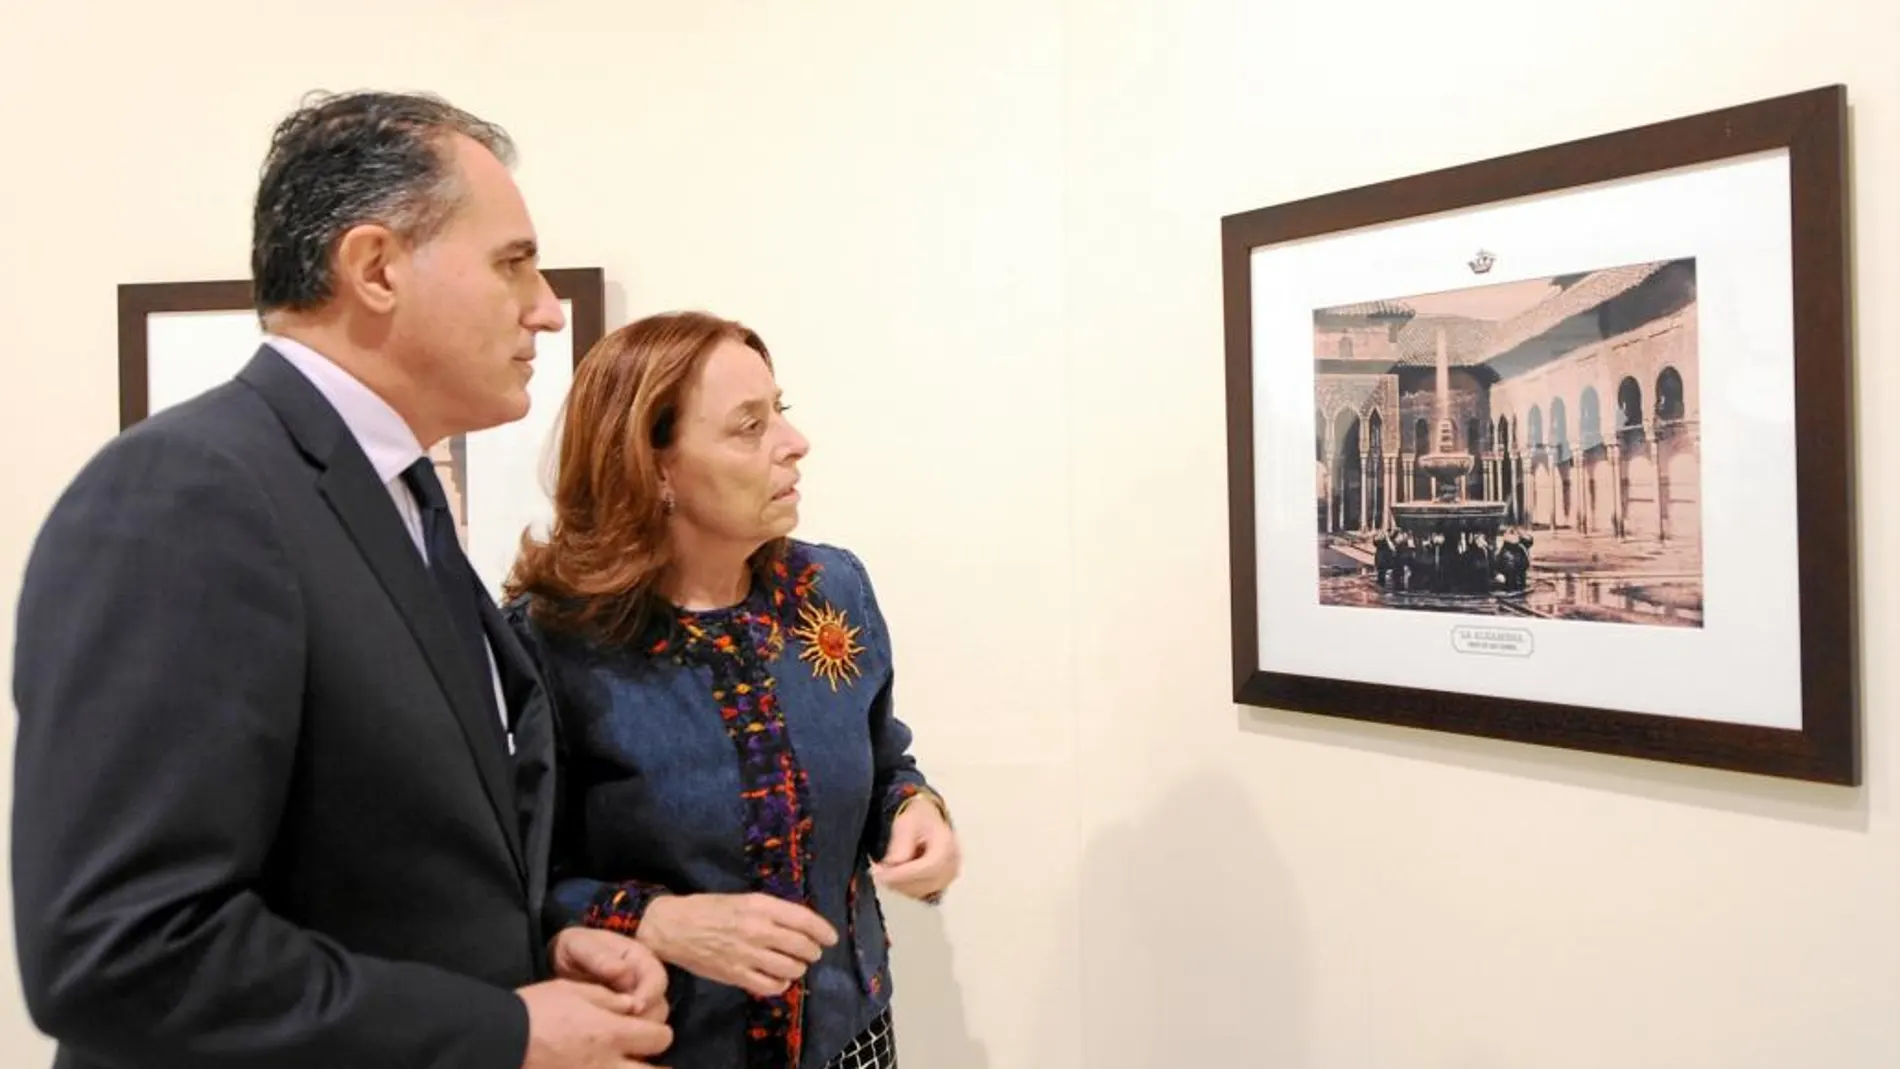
[264,334,426,485]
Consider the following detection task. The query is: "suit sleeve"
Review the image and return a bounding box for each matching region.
[10,429,529,1069]
[836,548,947,862]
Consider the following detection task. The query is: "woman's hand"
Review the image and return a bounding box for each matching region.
[637,893,838,998]
[873,798,960,903]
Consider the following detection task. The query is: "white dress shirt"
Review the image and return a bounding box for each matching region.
[265,335,512,752]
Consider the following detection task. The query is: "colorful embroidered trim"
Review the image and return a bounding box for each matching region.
[666,559,832,1067]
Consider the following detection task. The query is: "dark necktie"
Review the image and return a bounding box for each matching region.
[400,457,507,747]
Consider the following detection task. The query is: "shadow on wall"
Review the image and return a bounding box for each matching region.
[1238,704,1869,834]
[1043,769,1310,1069]
[886,896,990,1069]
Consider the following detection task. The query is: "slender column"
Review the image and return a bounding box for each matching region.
[1359,452,1371,530]
[1608,442,1625,538]
[1382,454,1398,528]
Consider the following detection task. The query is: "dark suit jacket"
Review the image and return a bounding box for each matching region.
[11,346,559,1069]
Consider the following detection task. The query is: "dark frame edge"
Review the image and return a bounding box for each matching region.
[116,279,257,429]
[1223,216,1264,702]
[1785,86,1859,786]
[542,267,607,363]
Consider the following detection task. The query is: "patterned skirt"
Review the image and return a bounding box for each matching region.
[822,1009,896,1069]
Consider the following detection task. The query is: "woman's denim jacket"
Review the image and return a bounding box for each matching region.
[505,540,940,1068]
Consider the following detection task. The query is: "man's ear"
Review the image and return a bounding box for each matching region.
[332,223,400,315]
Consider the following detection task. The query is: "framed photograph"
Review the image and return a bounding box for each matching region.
[117,266,606,595]
[1221,86,1856,784]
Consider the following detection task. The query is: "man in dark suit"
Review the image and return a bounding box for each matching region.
[11,91,672,1068]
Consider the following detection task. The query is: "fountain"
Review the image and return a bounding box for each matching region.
[1374,327,1531,598]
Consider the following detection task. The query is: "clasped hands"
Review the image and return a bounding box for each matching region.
[517,927,673,1069]
[517,801,959,1065]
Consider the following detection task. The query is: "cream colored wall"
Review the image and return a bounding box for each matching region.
[1,0,1894,1067]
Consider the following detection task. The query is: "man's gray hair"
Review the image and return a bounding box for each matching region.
[250,90,515,314]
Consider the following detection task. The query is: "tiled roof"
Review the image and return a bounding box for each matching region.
[1387,315,1494,367]
[1314,299,1416,321]
[1478,261,1668,362]
[1317,260,1675,370]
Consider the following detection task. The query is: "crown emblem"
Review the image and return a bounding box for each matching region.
[1468,249,1496,274]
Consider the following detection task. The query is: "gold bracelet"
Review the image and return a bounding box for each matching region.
[895,788,952,827]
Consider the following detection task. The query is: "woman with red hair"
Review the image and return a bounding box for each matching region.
[504,311,959,1069]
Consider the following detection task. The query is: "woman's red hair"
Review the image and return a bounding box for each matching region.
[504,310,783,647]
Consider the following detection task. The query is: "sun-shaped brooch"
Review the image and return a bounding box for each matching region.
[789,599,864,691]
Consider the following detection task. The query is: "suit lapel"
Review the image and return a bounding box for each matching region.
[238,346,527,879]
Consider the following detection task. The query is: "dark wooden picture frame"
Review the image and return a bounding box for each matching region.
[1222,86,1856,784]
[116,266,606,428]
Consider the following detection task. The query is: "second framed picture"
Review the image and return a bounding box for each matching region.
[1222,86,1856,784]
[116,266,607,595]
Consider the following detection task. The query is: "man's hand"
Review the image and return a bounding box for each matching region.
[549,927,669,1024]
[517,979,672,1069]
[872,798,960,903]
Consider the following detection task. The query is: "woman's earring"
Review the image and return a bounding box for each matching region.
[661,489,676,516]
